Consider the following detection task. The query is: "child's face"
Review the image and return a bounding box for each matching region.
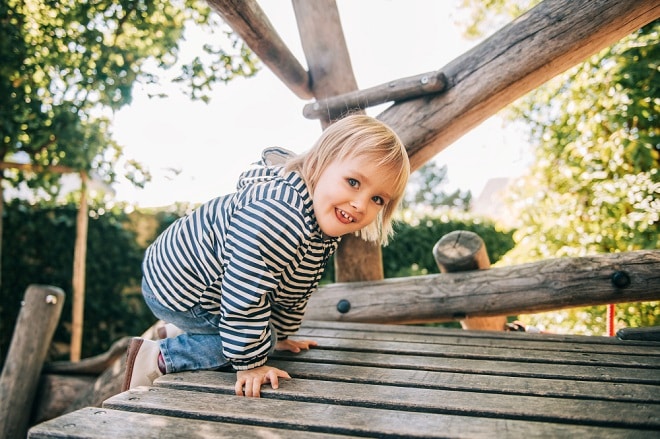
[312,154,397,238]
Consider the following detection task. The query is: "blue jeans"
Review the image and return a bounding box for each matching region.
[142,278,276,373]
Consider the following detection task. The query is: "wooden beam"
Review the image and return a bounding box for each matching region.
[302,71,447,120]
[433,230,508,331]
[378,0,660,171]
[293,0,384,283]
[70,173,88,362]
[0,285,65,439]
[305,250,660,324]
[205,0,313,100]
[292,0,358,123]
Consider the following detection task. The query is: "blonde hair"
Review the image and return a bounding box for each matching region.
[286,115,410,245]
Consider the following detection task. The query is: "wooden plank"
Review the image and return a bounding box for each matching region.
[305,250,660,323]
[378,0,660,170]
[264,360,660,404]
[302,71,447,120]
[271,349,659,384]
[155,371,660,429]
[618,326,660,342]
[103,387,654,438]
[205,0,313,99]
[301,320,660,346]
[282,335,660,369]
[28,407,349,439]
[296,324,660,357]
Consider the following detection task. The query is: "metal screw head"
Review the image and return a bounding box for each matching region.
[611,271,631,289]
[420,76,429,85]
[336,299,351,314]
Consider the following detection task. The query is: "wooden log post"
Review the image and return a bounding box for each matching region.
[433,231,507,331]
[293,0,384,283]
[0,285,65,439]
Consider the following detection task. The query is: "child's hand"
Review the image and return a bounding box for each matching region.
[235,365,290,398]
[275,338,318,353]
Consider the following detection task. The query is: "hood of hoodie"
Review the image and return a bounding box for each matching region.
[235,147,297,191]
[233,147,338,245]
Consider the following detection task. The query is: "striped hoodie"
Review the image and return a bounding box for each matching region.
[142,149,339,370]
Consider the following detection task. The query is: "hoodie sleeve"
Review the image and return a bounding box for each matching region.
[218,197,308,370]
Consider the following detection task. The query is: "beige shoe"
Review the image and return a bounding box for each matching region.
[157,323,185,339]
[122,338,163,391]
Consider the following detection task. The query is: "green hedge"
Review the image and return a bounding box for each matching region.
[383,217,515,278]
[0,201,151,367]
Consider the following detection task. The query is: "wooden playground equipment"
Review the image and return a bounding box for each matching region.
[0,0,658,437]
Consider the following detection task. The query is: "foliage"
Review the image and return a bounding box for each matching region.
[401,161,472,211]
[383,213,515,278]
[458,0,539,39]
[504,22,659,262]
[0,0,259,194]
[0,200,151,368]
[457,2,659,334]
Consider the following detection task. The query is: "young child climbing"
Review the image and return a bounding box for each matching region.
[122,114,410,397]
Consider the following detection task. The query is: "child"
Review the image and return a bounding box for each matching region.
[123,114,410,397]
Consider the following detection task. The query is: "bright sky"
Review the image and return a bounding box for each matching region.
[110,0,531,208]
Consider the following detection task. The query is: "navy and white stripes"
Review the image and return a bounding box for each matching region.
[142,164,338,370]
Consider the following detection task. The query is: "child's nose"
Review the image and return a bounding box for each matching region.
[350,197,366,212]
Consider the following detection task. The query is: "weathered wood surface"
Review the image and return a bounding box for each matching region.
[28,406,349,439]
[29,321,659,438]
[33,324,165,422]
[70,173,89,362]
[45,336,131,375]
[0,285,65,439]
[380,0,660,170]
[293,0,385,283]
[618,326,660,342]
[302,70,447,120]
[434,230,507,331]
[31,375,96,425]
[305,250,660,323]
[205,0,313,99]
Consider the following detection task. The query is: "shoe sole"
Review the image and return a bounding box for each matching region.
[121,338,144,392]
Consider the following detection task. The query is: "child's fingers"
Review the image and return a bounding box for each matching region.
[266,370,280,390]
[235,378,245,396]
[249,378,262,397]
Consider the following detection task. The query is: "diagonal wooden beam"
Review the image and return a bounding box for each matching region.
[206,0,313,99]
[302,70,447,120]
[378,0,660,171]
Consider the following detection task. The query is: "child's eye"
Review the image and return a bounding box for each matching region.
[347,178,359,188]
[372,196,384,206]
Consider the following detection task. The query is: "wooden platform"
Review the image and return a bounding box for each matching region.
[29,321,660,438]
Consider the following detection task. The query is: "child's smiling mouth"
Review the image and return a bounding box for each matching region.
[336,208,355,224]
